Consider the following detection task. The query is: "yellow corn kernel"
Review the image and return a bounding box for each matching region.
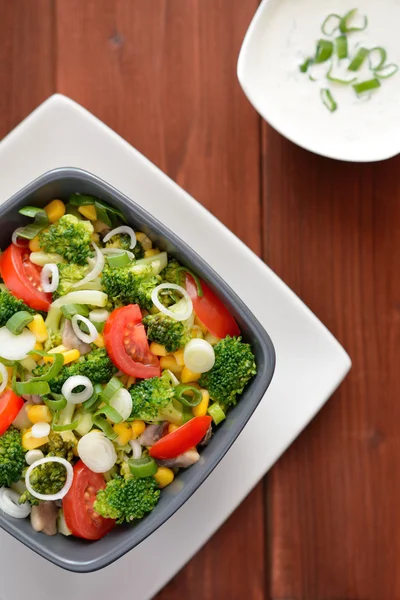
[144,248,159,258]
[26,405,52,424]
[154,467,174,489]
[131,420,146,439]
[93,334,105,348]
[22,429,49,450]
[191,326,203,339]
[78,204,97,220]
[113,423,132,446]
[150,342,168,357]
[27,314,48,343]
[160,355,183,376]
[44,199,66,223]
[194,315,208,335]
[173,349,185,366]
[192,389,210,417]
[29,236,42,252]
[168,424,180,434]
[136,232,152,250]
[91,232,100,243]
[127,376,136,388]
[181,366,201,383]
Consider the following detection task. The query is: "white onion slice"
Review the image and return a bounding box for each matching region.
[78,431,117,473]
[12,228,27,247]
[25,457,74,502]
[31,422,51,439]
[62,376,93,404]
[163,369,180,387]
[103,226,137,250]
[129,439,142,459]
[41,263,59,293]
[0,327,36,361]
[109,388,132,422]
[183,338,215,373]
[89,309,109,323]
[52,290,108,308]
[71,314,98,344]
[0,488,31,518]
[151,283,193,322]
[72,243,105,288]
[101,248,135,260]
[25,449,45,465]
[0,363,8,394]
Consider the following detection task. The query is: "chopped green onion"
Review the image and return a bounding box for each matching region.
[61,304,90,319]
[68,194,127,226]
[94,404,123,424]
[182,407,194,423]
[17,207,49,240]
[83,384,103,412]
[174,384,203,407]
[35,353,64,382]
[375,64,399,79]
[321,13,341,36]
[299,58,313,73]
[100,377,123,403]
[176,267,204,298]
[208,402,226,425]
[327,66,356,85]
[52,419,79,432]
[315,39,333,63]
[68,194,96,207]
[14,380,51,396]
[353,78,381,95]
[93,416,118,440]
[369,47,387,71]
[320,88,338,112]
[339,8,368,33]
[0,358,16,367]
[106,252,130,268]
[335,35,348,59]
[348,47,369,71]
[42,394,67,411]
[128,457,158,478]
[6,311,33,335]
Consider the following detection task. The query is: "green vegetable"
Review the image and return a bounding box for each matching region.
[33,347,117,395]
[348,47,369,71]
[375,64,399,79]
[54,263,101,299]
[104,233,144,260]
[321,13,341,36]
[142,313,191,353]
[339,8,368,33]
[6,311,33,335]
[61,303,90,319]
[42,393,67,411]
[198,336,256,410]
[101,262,162,310]
[18,207,49,240]
[320,88,337,112]
[369,47,387,71]
[353,78,381,95]
[39,214,94,265]
[68,194,127,227]
[100,376,123,403]
[0,289,36,328]
[94,475,160,523]
[14,380,50,396]
[93,416,118,440]
[106,252,131,268]
[95,404,123,424]
[315,39,333,63]
[43,305,63,351]
[335,35,348,59]
[299,58,313,73]
[27,460,67,496]
[46,430,77,462]
[208,402,226,425]
[174,384,203,407]
[82,383,103,411]
[128,457,158,478]
[129,372,182,424]
[0,427,25,488]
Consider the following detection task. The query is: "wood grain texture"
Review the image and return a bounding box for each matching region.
[263,124,400,600]
[0,0,54,139]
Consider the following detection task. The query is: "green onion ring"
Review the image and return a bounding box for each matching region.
[348,47,369,71]
[52,419,79,432]
[320,89,338,112]
[300,58,313,73]
[339,9,368,33]
[335,35,348,59]
[321,13,341,36]
[369,47,387,71]
[174,384,203,407]
[315,39,334,63]
[94,404,123,424]
[14,380,51,396]
[327,66,356,85]
[93,416,118,440]
[6,311,33,335]
[208,402,226,425]
[353,78,381,95]
[375,64,399,79]
[128,457,158,478]
[42,394,67,411]
[176,267,204,297]
[83,383,103,411]
[100,377,123,403]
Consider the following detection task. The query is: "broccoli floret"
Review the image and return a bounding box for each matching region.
[94,476,160,523]
[0,427,25,488]
[43,305,63,351]
[129,372,181,424]
[142,313,191,352]
[47,430,77,462]
[101,263,161,310]
[26,460,67,496]
[199,336,257,409]
[0,289,36,327]
[33,347,116,394]
[104,234,144,260]
[53,263,96,299]
[39,214,94,265]
[162,259,185,286]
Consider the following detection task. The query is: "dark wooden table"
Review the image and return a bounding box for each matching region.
[1,2,399,599]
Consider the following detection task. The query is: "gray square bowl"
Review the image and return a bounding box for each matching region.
[0,168,275,572]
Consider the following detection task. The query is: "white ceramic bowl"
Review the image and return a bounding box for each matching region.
[238,0,400,162]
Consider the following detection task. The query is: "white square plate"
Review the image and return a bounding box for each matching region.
[0,95,350,600]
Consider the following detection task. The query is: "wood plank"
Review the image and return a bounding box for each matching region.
[262,123,400,600]
[55,1,264,598]
[0,0,54,139]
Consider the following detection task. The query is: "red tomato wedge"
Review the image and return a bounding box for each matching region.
[186,275,240,339]
[0,244,51,311]
[149,416,212,459]
[104,305,161,379]
[0,390,24,436]
[63,461,115,540]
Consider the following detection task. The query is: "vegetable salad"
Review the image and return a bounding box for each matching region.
[0,195,256,540]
